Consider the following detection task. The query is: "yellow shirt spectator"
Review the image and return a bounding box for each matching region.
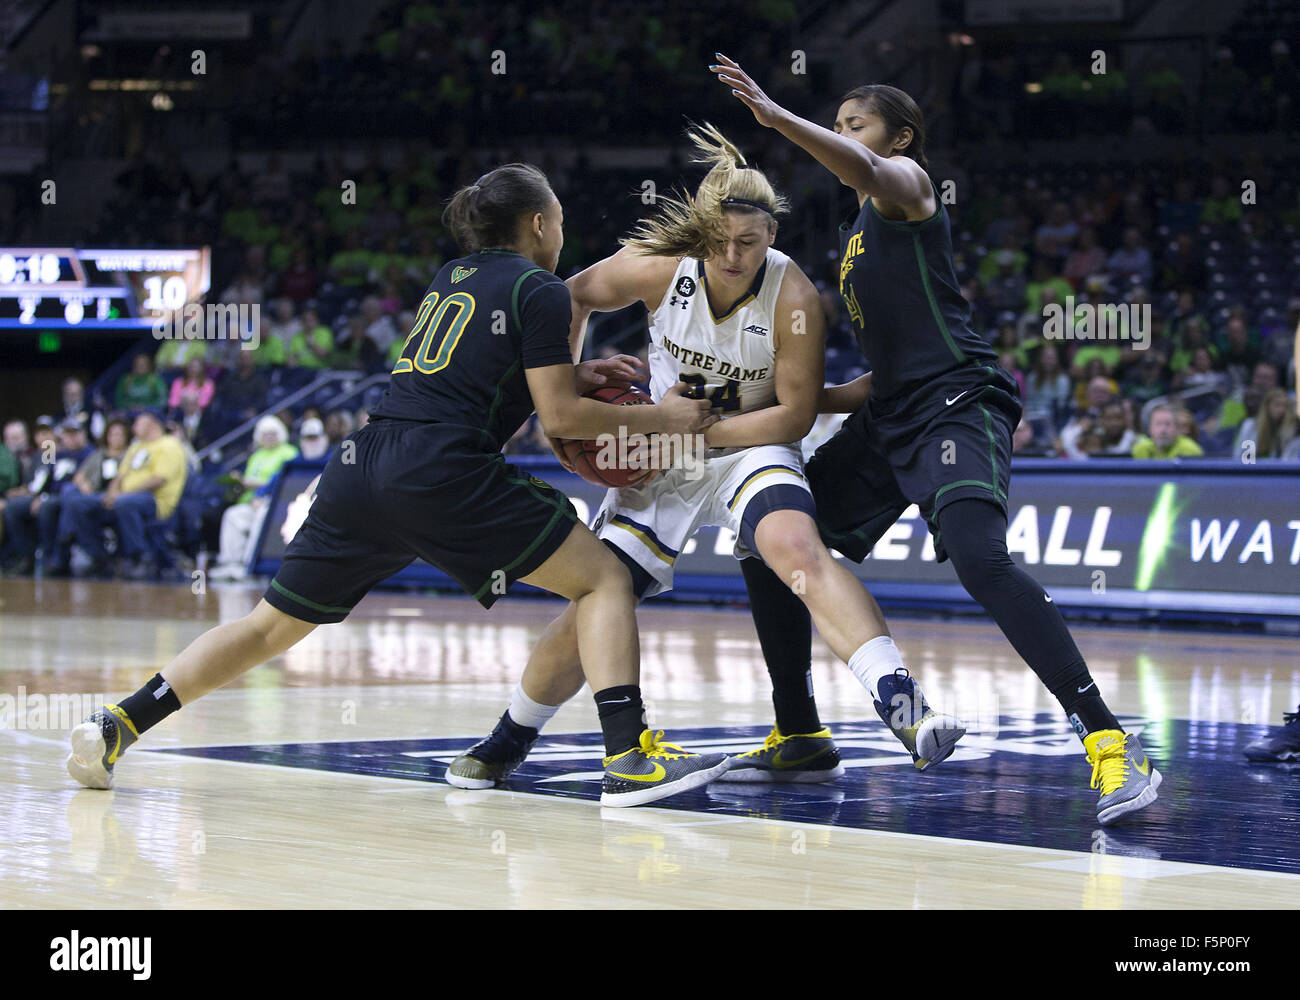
[1132,406,1205,459]
[119,434,188,518]
[1131,435,1203,459]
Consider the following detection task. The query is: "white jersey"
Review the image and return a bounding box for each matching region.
[591,247,809,598]
[647,247,789,418]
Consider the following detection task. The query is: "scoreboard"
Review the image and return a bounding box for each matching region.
[0,247,210,330]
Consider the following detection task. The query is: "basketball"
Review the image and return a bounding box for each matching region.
[559,384,655,488]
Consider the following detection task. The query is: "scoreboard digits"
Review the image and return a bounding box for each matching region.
[0,252,62,286]
[0,247,211,330]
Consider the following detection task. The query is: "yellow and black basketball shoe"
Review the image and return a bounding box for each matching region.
[601,730,730,807]
[1084,729,1162,825]
[66,706,139,790]
[874,668,966,771]
[715,726,845,783]
[445,712,540,789]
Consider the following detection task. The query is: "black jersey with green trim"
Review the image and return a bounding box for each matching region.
[837,184,995,400]
[369,248,573,451]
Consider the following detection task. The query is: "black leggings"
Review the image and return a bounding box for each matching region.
[743,497,1119,736]
[934,498,1118,734]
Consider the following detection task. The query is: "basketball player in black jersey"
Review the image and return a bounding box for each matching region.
[65,163,730,809]
[712,54,1161,824]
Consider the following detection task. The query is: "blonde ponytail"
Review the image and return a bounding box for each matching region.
[621,122,790,258]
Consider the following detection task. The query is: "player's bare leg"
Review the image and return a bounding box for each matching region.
[748,509,966,772]
[751,510,887,661]
[164,601,319,703]
[517,602,586,706]
[518,526,638,695]
[67,600,317,789]
[456,524,727,806]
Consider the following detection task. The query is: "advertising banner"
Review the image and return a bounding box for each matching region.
[252,458,1300,620]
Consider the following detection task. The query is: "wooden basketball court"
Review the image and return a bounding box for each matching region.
[2,578,1297,909]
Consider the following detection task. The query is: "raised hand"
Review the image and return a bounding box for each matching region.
[709,52,786,128]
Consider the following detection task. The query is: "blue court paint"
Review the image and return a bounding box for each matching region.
[147,714,1300,875]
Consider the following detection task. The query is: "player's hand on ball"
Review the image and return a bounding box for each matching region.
[659,382,719,436]
[622,437,661,488]
[710,53,785,128]
[575,355,645,394]
[548,434,577,473]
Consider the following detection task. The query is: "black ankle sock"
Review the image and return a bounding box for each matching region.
[1064,692,1122,740]
[1037,660,1121,739]
[740,558,821,734]
[117,674,182,735]
[594,685,645,757]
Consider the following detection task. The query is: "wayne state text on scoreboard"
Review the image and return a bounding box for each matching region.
[0,248,210,329]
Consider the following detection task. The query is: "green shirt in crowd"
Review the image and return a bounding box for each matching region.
[1132,435,1204,459]
[251,335,287,367]
[0,445,21,494]
[289,326,337,369]
[1025,277,1076,317]
[116,372,168,409]
[1071,343,1123,373]
[239,443,299,503]
[155,339,209,370]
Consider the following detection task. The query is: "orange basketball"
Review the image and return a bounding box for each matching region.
[559,385,655,488]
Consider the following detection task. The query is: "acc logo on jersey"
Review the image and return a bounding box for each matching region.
[742,324,768,337]
[674,276,697,297]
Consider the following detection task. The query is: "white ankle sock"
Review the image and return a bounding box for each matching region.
[847,636,905,703]
[508,684,559,732]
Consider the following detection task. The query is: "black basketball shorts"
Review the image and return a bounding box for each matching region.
[264,420,579,624]
[808,362,1021,563]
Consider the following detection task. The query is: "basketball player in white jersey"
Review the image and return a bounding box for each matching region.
[447,125,965,791]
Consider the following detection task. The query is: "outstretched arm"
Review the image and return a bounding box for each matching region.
[709,53,931,210]
[528,366,716,441]
[545,249,676,468]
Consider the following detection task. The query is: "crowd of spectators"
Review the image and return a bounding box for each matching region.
[150,0,804,148]
[1,405,187,580]
[0,375,360,580]
[945,39,1300,145]
[938,161,1300,461]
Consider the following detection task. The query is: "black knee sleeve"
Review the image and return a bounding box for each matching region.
[740,556,821,735]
